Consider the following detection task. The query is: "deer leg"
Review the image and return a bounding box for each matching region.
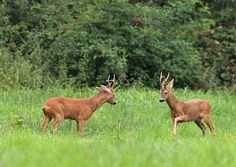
[76,120,80,132]
[173,116,186,135]
[78,119,86,136]
[41,114,51,133]
[194,120,206,136]
[171,118,175,134]
[173,119,178,135]
[203,116,215,136]
[51,114,64,135]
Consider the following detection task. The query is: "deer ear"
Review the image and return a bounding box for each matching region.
[100,85,106,89]
[97,85,105,91]
[168,79,174,88]
[100,85,109,93]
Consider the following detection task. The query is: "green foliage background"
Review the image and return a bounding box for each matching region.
[0,0,235,89]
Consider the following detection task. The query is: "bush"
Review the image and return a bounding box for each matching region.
[0,0,234,89]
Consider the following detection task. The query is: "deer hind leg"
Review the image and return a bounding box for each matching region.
[51,114,64,135]
[41,113,52,133]
[203,116,215,136]
[194,120,206,136]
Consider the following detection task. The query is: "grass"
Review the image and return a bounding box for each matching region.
[0,87,236,167]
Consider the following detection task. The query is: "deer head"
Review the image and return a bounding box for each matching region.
[159,72,174,102]
[97,75,118,105]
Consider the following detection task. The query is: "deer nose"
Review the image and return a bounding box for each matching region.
[113,102,116,105]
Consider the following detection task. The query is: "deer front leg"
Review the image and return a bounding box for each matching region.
[173,115,186,136]
[78,119,86,136]
[171,118,175,133]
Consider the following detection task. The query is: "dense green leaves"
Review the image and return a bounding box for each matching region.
[0,0,235,89]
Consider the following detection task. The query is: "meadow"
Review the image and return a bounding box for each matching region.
[0,87,235,167]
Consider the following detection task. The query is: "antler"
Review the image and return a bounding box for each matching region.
[160,71,170,86]
[106,74,118,89]
[165,72,170,81]
[160,71,163,83]
[110,74,118,89]
[160,71,165,85]
[106,75,112,87]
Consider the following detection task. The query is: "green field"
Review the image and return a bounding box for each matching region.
[0,88,235,167]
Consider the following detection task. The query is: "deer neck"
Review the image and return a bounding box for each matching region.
[166,92,179,110]
[88,92,107,112]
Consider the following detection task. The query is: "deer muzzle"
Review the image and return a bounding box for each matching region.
[159,99,165,102]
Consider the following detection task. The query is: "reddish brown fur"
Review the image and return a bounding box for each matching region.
[159,72,215,136]
[41,85,116,135]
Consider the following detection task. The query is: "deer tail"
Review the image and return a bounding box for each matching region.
[42,106,46,113]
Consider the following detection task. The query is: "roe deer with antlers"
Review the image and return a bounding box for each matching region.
[41,75,118,135]
[159,72,215,136]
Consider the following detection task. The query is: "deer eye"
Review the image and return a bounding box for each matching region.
[164,92,168,95]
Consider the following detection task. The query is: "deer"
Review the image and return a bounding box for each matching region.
[40,75,118,135]
[159,72,215,136]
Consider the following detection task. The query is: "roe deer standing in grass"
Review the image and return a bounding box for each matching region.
[159,72,215,136]
[41,75,118,135]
